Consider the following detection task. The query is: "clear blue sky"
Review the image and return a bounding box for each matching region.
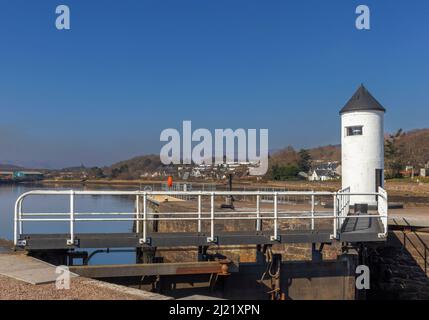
[0,0,428,168]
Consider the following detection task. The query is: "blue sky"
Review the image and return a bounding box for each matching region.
[0,0,428,168]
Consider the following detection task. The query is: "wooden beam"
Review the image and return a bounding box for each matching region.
[69,260,236,278]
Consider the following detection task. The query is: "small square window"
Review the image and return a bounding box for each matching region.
[346,126,363,136]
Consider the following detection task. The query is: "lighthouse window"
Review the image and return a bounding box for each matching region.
[346,126,363,136]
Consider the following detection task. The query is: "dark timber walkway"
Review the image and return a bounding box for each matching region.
[340,215,384,242]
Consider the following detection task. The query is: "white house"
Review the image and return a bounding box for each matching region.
[308,162,340,181]
[309,169,338,181]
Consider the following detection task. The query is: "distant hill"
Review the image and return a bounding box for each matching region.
[59,165,87,172]
[269,146,299,166]
[0,164,25,171]
[308,144,341,162]
[88,128,429,178]
[270,128,429,168]
[270,145,341,167]
[105,154,164,179]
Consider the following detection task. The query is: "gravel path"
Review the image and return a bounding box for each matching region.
[0,238,171,300]
[0,274,171,300]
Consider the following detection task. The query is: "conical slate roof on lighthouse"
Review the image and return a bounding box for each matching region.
[340,84,386,114]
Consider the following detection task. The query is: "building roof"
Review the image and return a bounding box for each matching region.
[313,162,339,171]
[340,84,386,114]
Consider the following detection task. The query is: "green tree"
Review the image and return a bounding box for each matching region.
[270,164,300,181]
[385,129,405,178]
[89,167,105,179]
[110,164,129,179]
[297,149,312,173]
[111,168,120,178]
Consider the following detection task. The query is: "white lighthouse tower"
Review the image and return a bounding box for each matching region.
[340,85,386,206]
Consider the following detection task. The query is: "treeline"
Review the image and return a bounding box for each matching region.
[270,128,429,180]
[56,128,429,181]
[105,154,163,179]
[385,128,429,178]
[268,149,312,181]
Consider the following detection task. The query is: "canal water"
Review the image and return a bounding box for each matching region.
[0,183,149,265]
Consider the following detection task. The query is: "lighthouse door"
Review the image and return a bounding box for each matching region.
[375,169,383,204]
[375,169,383,191]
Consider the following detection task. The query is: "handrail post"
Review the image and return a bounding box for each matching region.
[207,192,215,243]
[67,191,75,246]
[339,192,342,225]
[332,193,337,239]
[270,193,279,241]
[256,194,261,231]
[378,187,388,236]
[343,193,346,225]
[140,192,147,244]
[14,196,27,246]
[135,195,140,234]
[18,199,23,235]
[13,199,18,246]
[384,189,388,235]
[311,194,315,231]
[198,192,202,233]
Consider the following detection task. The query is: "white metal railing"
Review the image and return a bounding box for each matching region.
[13,189,388,246]
[337,187,351,229]
[377,187,388,236]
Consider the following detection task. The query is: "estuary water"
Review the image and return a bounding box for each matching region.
[0,183,142,264]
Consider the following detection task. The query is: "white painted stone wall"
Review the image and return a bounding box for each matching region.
[341,110,384,205]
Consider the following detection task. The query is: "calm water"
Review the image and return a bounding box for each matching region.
[0,183,143,264]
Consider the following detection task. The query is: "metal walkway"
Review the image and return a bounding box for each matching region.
[13,188,388,250]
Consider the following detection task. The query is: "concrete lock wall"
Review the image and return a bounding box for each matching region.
[139,200,359,300]
[341,110,384,205]
[223,256,358,300]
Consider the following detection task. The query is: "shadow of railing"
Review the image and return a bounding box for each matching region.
[402,231,428,275]
[367,232,429,300]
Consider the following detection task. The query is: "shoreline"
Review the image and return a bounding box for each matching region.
[38,178,340,190]
[32,179,429,205]
[37,178,429,193]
